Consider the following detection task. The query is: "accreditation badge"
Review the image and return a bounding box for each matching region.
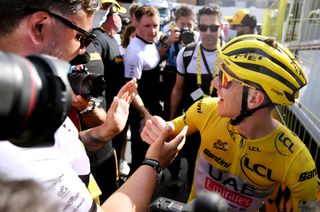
[190,87,204,101]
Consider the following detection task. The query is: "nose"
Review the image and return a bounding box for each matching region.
[212,76,221,90]
[205,27,211,34]
[153,27,158,35]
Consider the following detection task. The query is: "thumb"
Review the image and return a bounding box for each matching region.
[154,124,173,146]
[170,125,188,150]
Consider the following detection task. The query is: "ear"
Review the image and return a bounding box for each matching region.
[27,12,52,44]
[247,89,265,109]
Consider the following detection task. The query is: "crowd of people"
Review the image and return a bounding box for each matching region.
[0,0,318,211]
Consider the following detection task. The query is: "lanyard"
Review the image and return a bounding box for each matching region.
[196,44,216,96]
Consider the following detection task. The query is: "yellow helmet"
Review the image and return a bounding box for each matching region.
[219,34,307,106]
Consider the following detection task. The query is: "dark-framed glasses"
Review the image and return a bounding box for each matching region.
[198,24,220,32]
[25,7,96,48]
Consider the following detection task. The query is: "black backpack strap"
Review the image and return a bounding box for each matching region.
[183,42,197,70]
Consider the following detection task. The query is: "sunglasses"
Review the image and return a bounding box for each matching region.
[25,8,96,48]
[198,24,220,32]
[219,64,256,89]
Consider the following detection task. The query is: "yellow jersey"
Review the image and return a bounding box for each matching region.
[172,97,317,211]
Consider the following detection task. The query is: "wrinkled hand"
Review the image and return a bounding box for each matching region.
[145,124,188,168]
[141,116,169,145]
[104,79,137,133]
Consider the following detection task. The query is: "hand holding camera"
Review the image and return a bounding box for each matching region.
[160,26,195,48]
[167,26,181,46]
[68,64,105,100]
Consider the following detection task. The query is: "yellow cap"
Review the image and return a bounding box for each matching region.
[225,9,249,25]
[101,0,127,14]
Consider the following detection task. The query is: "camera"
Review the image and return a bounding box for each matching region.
[149,191,228,212]
[68,59,105,100]
[160,27,195,47]
[68,64,105,100]
[0,51,72,147]
[148,197,188,212]
[180,27,195,46]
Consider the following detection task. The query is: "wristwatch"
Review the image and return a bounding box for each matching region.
[79,100,95,115]
[142,158,162,174]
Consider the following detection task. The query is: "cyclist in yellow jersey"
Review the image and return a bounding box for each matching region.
[141,34,318,211]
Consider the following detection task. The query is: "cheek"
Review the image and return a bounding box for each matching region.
[60,41,81,61]
[232,88,243,112]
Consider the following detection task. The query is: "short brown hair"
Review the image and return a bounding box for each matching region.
[175,5,195,22]
[198,3,222,23]
[134,5,159,22]
[129,2,142,18]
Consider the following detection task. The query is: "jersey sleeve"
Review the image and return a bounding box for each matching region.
[265,140,318,212]
[172,97,219,136]
[283,145,318,209]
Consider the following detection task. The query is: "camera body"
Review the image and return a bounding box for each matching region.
[68,64,105,100]
[148,197,188,212]
[149,191,229,212]
[161,27,195,47]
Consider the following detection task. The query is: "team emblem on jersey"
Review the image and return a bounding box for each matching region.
[240,155,276,185]
[227,122,242,143]
[213,140,228,151]
[204,148,231,168]
[274,132,294,156]
[298,168,317,182]
[196,99,203,114]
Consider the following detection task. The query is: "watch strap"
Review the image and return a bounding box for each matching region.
[142,158,162,174]
[79,100,95,115]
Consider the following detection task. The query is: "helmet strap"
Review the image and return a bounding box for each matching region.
[230,87,270,126]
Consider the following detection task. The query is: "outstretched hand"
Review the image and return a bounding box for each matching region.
[145,124,188,168]
[104,79,137,133]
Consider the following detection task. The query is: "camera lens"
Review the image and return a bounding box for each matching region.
[68,71,106,99]
[180,28,195,45]
[0,52,72,147]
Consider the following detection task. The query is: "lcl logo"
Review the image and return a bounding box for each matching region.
[240,156,276,184]
[275,132,294,156]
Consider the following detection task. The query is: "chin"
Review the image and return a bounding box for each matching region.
[151,37,157,43]
[217,108,236,119]
[217,107,225,117]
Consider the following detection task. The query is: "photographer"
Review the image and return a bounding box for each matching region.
[158,5,198,120]
[0,0,187,211]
